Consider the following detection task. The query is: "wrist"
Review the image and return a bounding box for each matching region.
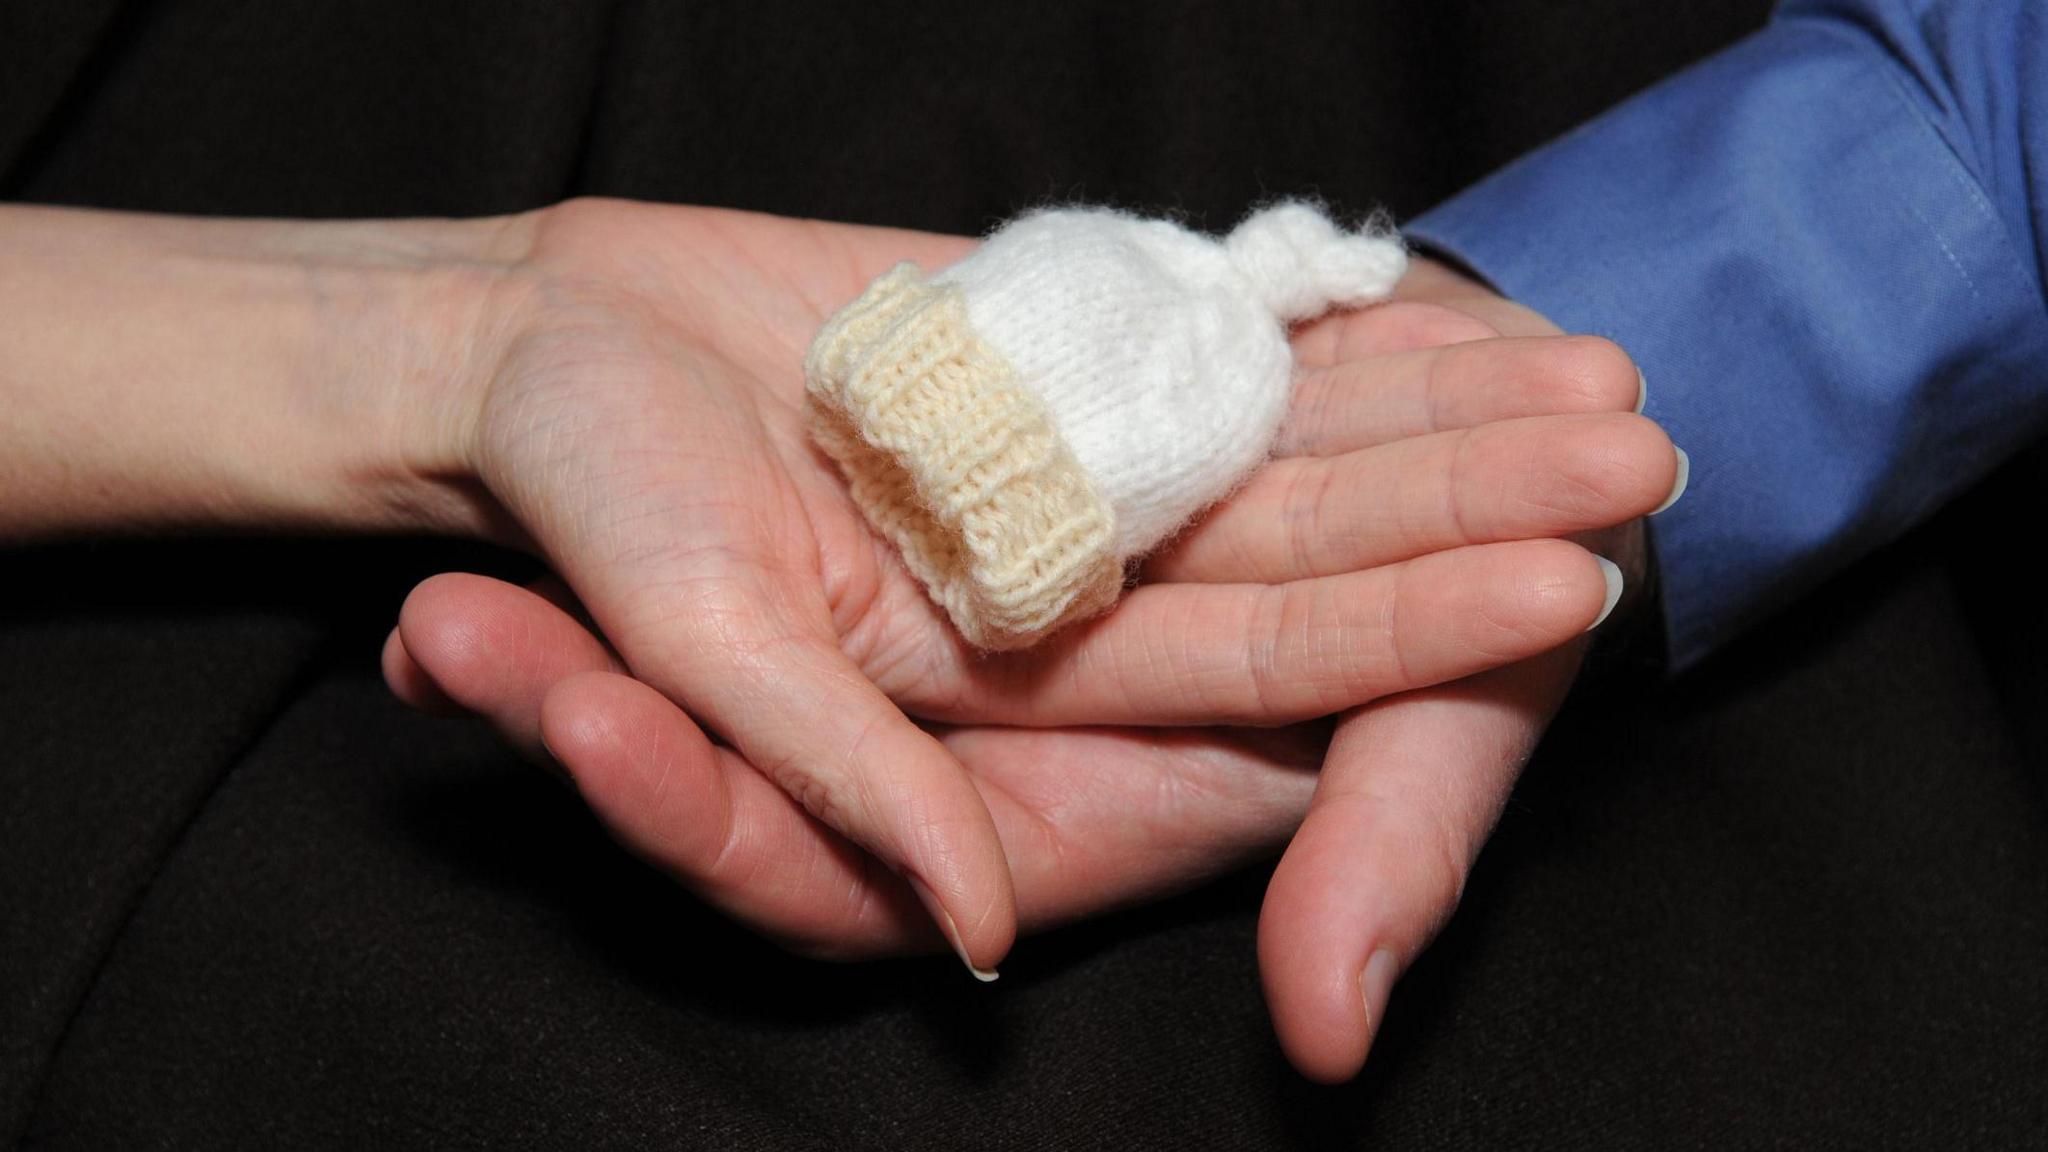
[0,206,539,541]
[298,211,543,540]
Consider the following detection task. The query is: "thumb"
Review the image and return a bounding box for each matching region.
[1258,645,1582,1082]
[623,572,1017,979]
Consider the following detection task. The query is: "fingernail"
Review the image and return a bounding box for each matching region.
[1651,447,1690,516]
[1590,557,1624,631]
[1360,949,1399,1058]
[1633,369,1648,415]
[906,874,999,982]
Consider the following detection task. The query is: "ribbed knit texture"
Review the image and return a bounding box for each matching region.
[805,266,1122,650]
[806,201,1407,648]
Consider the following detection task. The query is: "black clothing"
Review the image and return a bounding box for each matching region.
[5,2,2042,1146]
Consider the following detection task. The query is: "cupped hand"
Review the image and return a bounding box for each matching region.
[385,571,1328,955]
[448,200,1676,976]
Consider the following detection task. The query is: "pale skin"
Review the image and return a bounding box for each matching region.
[0,197,1676,1082]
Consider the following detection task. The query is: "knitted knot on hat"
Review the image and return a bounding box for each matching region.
[805,201,1407,650]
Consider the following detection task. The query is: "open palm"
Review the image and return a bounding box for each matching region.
[416,197,1678,1031]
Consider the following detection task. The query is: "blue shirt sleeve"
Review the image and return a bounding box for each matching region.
[1405,0,2048,670]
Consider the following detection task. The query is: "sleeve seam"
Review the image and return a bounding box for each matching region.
[1775,7,2019,295]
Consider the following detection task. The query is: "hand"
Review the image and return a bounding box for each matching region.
[394,220,1673,1004]
[442,202,1672,974]
[1258,257,1666,1080]
[386,572,1329,953]
[0,200,1672,1067]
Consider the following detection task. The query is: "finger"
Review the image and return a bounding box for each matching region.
[1150,412,1678,585]
[1257,646,1581,1083]
[381,626,463,716]
[393,566,1014,973]
[546,673,1321,958]
[473,365,1019,974]
[540,669,934,957]
[1290,300,1499,368]
[954,724,1321,930]
[1275,335,1645,458]
[395,567,1322,956]
[618,570,1017,977]
[936,538,1620,728]
[387,577,937,955]
[394,572,625,758]
[392,575,1323,955]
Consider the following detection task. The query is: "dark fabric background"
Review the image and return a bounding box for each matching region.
[3,1,2044,1147]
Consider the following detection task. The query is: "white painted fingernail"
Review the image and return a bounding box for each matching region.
[1633,369,1648,414]
[1651,447,1690,516]
[907,874,1000,982]
[1590,557,1625,631]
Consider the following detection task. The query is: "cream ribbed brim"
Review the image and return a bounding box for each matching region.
[804,264,1122,650]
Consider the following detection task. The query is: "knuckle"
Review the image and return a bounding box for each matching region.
[1278,373,1342,453]
[1143,585,1287,722]
[1285,578,1389,716]
[1244,583,1296,717]
[1276,460,1341,577]
[1441,426,1487,544]
[1370,566,1419,693]
[763,754,854,834]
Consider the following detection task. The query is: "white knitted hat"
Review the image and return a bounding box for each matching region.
[805,201,1407,649]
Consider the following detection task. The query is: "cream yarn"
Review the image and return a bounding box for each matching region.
[805,201,1407,650]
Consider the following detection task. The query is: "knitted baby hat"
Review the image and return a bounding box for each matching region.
[805,201,1407,650]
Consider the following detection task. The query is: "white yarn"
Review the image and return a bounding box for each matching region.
[1224,201,1410,322]
[933,201,1407,558]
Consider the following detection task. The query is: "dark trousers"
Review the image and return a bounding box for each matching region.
[5,2,2044,1146]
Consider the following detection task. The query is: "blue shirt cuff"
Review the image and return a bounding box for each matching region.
[1407,18,2048,670]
